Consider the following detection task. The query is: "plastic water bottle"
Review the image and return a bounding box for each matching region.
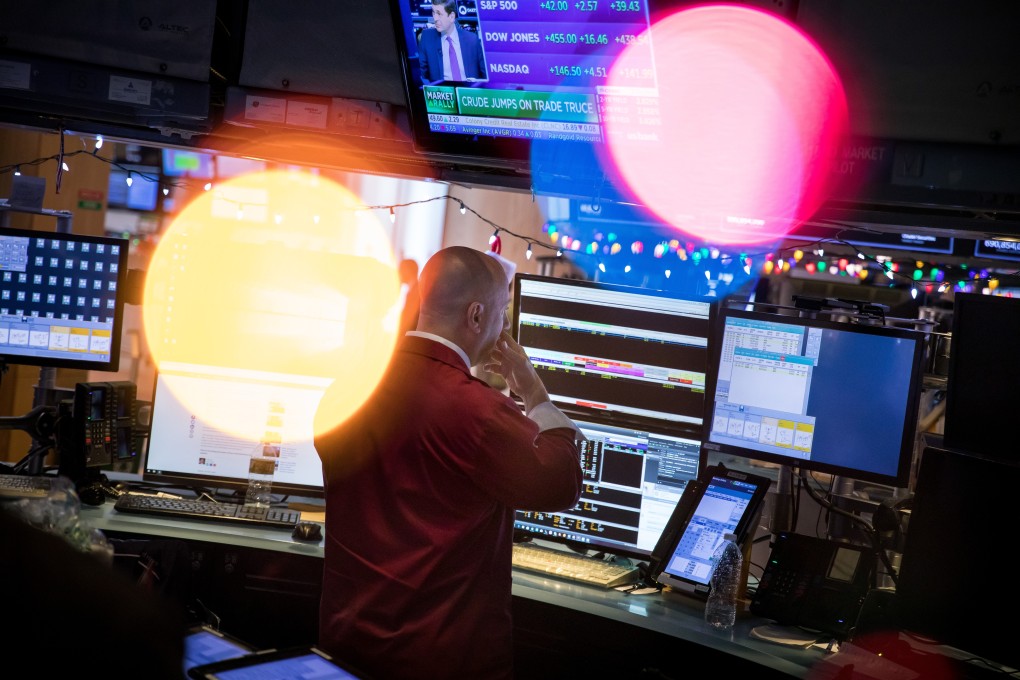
[705,532,743,630]
[245,455,276,508]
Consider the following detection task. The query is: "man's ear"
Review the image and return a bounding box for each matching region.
[467,301,484,332]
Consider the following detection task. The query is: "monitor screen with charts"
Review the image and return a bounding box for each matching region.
[514,416,703,559]
[143,362,327,498]
[512,273,713,432]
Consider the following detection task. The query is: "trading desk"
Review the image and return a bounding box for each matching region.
[80,500,823,678]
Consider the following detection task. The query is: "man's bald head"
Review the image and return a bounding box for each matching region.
[416,247,512,364]
[419,247,506,318]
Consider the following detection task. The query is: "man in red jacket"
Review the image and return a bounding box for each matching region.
[315,246,583,679]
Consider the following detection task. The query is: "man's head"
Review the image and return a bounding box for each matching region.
[417,246,511,366]
[431,0,458,35]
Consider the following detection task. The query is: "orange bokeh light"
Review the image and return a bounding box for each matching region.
[142,169,400,439]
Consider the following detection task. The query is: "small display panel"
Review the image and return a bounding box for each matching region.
[652,465,769,595]
[183,626,254,675]
[187,646,367,680]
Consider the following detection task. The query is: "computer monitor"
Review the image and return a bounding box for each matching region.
[143,362,327,499]
[514,416,703,559]
[107,164,161,212]
[895,435,1020,670]
[512,273,714,431]
[162,149,215,179]
[0,227,129,371]
[701,305,926,488]
[942,292,1020,460]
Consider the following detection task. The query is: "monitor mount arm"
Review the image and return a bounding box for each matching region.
[0,405,59,475]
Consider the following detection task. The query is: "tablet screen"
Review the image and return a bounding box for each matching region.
[208,653,359,679]
[188,647,368,680]
[183,628,253,676]
[654,467,769,594]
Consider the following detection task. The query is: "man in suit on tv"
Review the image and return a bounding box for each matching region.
[418,0,487,84]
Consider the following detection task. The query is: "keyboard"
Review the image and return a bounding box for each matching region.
[512,542,639,588]
[113,493,301,530]
[0,473,54,499]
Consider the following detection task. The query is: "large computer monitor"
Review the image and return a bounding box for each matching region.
[0,227,129,372]
[512,273,714,431]
[514,416,703,559]
[143,362,327,499]
[701,305,926,488]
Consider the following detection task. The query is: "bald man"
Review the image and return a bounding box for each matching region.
[315,247,583,680]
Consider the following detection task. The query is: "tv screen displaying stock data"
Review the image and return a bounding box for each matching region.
[391,0,676,163]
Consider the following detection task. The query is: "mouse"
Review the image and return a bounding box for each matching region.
[292,521,323,542]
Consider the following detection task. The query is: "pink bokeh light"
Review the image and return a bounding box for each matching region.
[602,5,848,246]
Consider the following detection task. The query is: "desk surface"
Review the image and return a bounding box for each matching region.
[80,500,825,678]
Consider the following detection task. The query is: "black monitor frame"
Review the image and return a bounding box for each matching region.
[0,226,129,372]
[700,303,926,488]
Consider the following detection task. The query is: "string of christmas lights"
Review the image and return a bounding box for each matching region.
[3,132,1018,295]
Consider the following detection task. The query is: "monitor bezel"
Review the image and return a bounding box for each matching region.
[141,369,327,500]
[700,304,926,488]
[0,226,129,372]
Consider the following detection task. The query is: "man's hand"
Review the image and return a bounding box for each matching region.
[483,331,550,412]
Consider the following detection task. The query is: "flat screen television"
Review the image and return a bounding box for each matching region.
[700,304,926,488]
[514,415,703,559]
[143,362,328,499]
[512,273,714,432]
[388,0,701,171]
[0,227,129,371]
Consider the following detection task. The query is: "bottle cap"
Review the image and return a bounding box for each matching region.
[723,532,738,542]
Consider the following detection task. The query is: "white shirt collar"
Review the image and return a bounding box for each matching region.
[407,331,471,369]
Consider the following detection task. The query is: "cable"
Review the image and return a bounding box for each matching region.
[799,469,900,588]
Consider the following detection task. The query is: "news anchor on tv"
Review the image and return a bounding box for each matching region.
[418,0,488,84]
